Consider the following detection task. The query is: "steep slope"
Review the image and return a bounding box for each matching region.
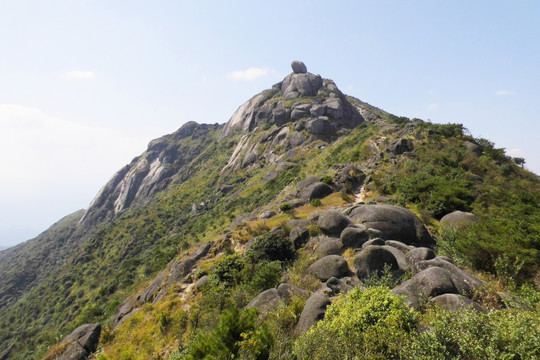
[0,210,85,308]
[0,62,378,359]
[1,61,539,360]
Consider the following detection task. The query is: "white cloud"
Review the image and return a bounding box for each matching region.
[226,67,271,81]
[0,104,151,196]
[495,90,515,96]
[428,103,439,109]
[507,148,526,157]
[61,70,96,80]
[0,104,161,247]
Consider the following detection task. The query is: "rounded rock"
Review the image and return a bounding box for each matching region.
[309,255,350,281]
[291,60,307,74]
[354,245,399,279]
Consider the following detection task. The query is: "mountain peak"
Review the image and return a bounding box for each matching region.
[222,62,363,139]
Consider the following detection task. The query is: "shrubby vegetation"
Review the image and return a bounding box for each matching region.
[294,286,539,360]
[2,104,539,360]
[295,287,418,360]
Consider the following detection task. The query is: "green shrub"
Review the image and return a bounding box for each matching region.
[294,287,418,360]
[279,203,292,212]
[405,309,540,360]
[310,199,322,207]
[209,254,246,287]
[321,175,333,185]
[248,230,296,262]
[182,307,273,360]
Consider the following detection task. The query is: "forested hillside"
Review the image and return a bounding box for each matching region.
[0,62,538,360]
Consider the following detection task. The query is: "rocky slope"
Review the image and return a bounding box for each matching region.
[0,61,538,360]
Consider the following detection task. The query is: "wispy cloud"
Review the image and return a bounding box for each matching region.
[428,103,439,109]
[507,148,526,157]
[61,70,96,80]
[226,67,271,81]
[495,90,515,96]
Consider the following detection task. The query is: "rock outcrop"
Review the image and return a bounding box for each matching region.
[81,122,220,226]
[220,62,365,173]
[54,323,101,360]
[347,204,435,247]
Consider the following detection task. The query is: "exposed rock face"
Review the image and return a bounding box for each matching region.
[220,68,365,173]
[315,237,345,256]
[281,72,323,100]
[55,323,101,360]
[82,122,220,226]
[348,205,435,247]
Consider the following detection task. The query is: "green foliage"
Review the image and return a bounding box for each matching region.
[181,307,273,360]
[209,254,246,288]
[363,264,407,289]
[405,309,540,360]
[294,287,418,360]
[321,175,333,185]
[248,230,296,262]
[382,160,475,218]
[279,203,292,212]
[310,199,322,207]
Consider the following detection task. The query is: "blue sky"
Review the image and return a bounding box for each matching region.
[1,1,539,248]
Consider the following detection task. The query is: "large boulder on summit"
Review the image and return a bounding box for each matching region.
[440,211,478,230]
[393,267,458,310]
[348,205,435,247]
[354,245,400,280]
[309,255,350,281]
[317,210,352,236]
[296,292,331,335]
[55,323,101,360]
[291,60,308,74]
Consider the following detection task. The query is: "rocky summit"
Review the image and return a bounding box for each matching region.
[0,62,538,360]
